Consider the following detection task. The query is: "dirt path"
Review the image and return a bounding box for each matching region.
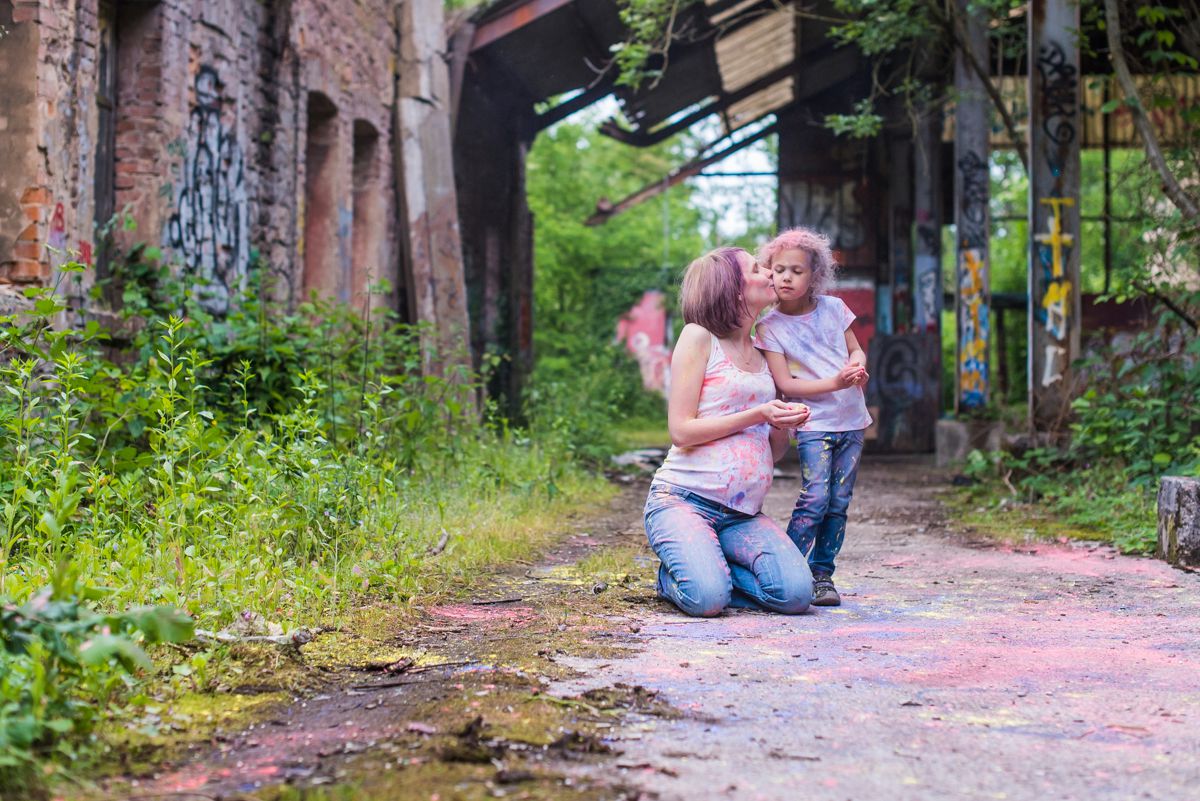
[557,458,1200,800]
[100,458,1200,801]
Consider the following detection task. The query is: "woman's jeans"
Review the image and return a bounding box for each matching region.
[786,430,865,578]
[643,482,812,617]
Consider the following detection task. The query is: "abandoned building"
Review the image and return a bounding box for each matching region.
[1,0,1195,449]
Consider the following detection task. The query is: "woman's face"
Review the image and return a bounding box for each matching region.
[770,248,814,301]
[738,251,777,313]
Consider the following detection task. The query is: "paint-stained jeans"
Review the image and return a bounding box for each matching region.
[643,482,812,617]
[787,430,865,578]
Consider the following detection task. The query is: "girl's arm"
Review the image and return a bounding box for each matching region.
[845,330,867,368]
[763,350,846,397]
[843,330,869,386]
[668,324,807,448]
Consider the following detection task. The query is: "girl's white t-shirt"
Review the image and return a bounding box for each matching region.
[754,295,873,433]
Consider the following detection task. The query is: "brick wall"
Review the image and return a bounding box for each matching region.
[0,0,401,317]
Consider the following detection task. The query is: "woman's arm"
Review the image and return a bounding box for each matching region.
[763,350,845,397]
[667,325,806,448]
[770,426,795,463]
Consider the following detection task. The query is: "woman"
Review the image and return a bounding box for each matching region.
[644,247,813,617]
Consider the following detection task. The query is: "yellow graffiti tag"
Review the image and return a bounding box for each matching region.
[1034,197,1075,280]
[1042,279,1072,341]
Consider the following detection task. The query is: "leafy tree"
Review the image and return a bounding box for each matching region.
[527,113,709,364]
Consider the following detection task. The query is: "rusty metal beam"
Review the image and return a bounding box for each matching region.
[471,0,575,52]
[585,123,777,226]
[535,82,612,131]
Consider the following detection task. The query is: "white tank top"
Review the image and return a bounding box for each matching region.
[653,334,777,515]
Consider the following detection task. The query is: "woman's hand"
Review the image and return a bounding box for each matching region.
[759,399,809,429]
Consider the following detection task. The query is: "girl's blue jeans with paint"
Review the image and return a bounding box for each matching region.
[787,429,865,578]
[643,482,812,617]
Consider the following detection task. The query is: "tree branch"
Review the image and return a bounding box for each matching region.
[1136,279,1200,332]
[1103,0,1200,224]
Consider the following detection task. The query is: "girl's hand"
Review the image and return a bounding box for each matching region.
[837,363,868,388]
[759,400,809,429]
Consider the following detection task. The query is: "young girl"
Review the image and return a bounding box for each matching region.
[754,229,871,607]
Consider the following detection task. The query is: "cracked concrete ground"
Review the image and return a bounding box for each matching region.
[556,457,1200,801]
[99,457,1200,801]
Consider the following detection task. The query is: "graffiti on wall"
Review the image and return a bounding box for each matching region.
[616,290,671,396]
[913,198,940,334]
[958,248,988,406]
[913,253,939,333]
[867,333,939,452]
[1034,196,1074,384]
[1036,42,1078,147]
[167,66,249,315]
[1029,26,1080,404]
[956,151,989,249]
[956,149,989,408]
[781,179,867,253]
[48,203,68,252]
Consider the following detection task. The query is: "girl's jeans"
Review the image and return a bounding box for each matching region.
[786,429,865,578]
[643,482,812,617]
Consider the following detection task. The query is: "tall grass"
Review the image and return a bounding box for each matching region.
[0,258,612,788]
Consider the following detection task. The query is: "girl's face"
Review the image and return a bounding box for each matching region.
[770,248,814,302]
[739,251,777,313]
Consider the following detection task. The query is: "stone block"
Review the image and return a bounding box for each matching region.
[1158,476,1200,567]
[935,419,1005,467]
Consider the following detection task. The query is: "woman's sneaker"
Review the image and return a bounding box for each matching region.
[811,574,841,607]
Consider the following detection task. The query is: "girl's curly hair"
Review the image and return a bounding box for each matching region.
[756,228,838,297]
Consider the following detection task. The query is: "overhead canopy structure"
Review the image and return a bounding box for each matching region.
[465,0,854,144]
[453,0,1189,443]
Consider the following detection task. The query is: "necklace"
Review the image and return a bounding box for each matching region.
[723,336,758,370]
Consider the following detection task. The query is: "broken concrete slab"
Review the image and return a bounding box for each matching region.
[1158,475,1200,567]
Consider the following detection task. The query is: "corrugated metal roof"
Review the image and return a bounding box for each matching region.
[714,7,796,93]
[725,77,793,132]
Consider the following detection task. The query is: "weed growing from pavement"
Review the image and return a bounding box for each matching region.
[953,455,1158,553]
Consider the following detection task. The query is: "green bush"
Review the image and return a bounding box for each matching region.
[1,577,192,791]
[1070,310,1200,479]
[525,344,665,465]
[957,305,1197,555]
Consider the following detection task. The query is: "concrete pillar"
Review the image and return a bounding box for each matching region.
[912,108,943,423]
[1027,0,1082,429]
[887,135,913,333]
[1158,476,1200,567]
[396,0,471,369]
[912,110,942,339]
[954,0,991,412]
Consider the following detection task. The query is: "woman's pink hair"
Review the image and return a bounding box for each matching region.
[679,247,751,338]
[757,227,837,297]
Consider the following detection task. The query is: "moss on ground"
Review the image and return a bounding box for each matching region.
[85,481,665,801]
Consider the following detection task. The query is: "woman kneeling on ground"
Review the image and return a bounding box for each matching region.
[644,247,813,617]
